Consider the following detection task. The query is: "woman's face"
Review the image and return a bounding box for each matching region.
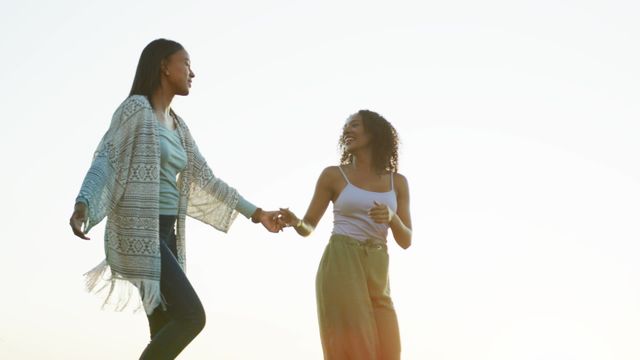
[343,114,371,152]
[163,49,195,96]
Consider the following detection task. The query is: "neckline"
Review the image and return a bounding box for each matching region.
[158,123,178,133]
[346,182,394,194]
[154,109,179,132]
[338,165,394,194]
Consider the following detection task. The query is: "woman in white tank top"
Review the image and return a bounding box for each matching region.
[279,110,413,360]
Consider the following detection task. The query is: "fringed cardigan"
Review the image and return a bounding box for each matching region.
[76,95,240,315]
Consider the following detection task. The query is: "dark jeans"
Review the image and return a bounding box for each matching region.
[139,215,206,360]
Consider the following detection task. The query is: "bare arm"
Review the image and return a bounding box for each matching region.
[280,167,337,237]
[389,174,412,249]
[368,173,412,249]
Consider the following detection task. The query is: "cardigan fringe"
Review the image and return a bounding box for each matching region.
[77,95,240,314]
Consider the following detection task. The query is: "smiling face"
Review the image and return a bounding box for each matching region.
[162,49,195,96]
[339,110,400,174]
[342,114,372,152]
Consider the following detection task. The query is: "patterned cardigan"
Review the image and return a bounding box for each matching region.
[77,95,240,314]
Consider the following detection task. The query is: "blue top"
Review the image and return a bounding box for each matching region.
[158,124,187,215]
[77,123,257,219]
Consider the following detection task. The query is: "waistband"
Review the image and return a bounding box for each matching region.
[329,234,387,250]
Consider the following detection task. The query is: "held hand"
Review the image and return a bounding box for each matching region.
[69,203,90,240]
[258,210,284,233]
[368,201,395,224]
[278,208,299,228]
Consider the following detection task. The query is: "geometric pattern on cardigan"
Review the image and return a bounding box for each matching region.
[77,95,240,314]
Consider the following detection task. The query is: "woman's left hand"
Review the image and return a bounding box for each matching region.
[260,210,284,233]
[368,201,395,224]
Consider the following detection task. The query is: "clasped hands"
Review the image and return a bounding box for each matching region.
[258,201,395,233]
[71,202,396,237]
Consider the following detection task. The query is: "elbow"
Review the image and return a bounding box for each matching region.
[399,232,412,250]
[396,237,411,250]
[391,223,412,249]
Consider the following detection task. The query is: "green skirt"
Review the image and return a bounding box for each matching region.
[316,234,401,360]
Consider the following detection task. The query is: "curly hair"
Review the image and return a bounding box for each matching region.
[339,110,399,173]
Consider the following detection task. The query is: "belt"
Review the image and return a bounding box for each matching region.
[330,234,387,251]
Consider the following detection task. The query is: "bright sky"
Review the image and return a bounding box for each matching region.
[2,0,640,359]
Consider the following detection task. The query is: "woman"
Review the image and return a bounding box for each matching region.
[279,110,412,360]
[69,39,281,360]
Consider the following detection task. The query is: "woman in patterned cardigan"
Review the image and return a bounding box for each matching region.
[69,39,281,360]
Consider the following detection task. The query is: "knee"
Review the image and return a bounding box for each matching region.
[180,304,206,336]
[191,308,206,334]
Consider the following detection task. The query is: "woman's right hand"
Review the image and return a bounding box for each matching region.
[70,203,90,240]
[278,208,299,228]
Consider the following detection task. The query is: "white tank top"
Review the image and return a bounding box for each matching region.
[332,166,398,243]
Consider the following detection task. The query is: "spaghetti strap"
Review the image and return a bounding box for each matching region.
[390,173,395,191]
[338,166,350,184]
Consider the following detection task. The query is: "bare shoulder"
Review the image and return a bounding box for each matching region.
[393,172,410,193]
[316,165,347,193]
[319,165,343,183]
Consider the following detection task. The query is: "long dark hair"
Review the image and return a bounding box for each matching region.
[129,39,184,106]
[339,110,400,173]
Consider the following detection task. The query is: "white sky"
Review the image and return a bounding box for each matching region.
[1,0,639,359]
